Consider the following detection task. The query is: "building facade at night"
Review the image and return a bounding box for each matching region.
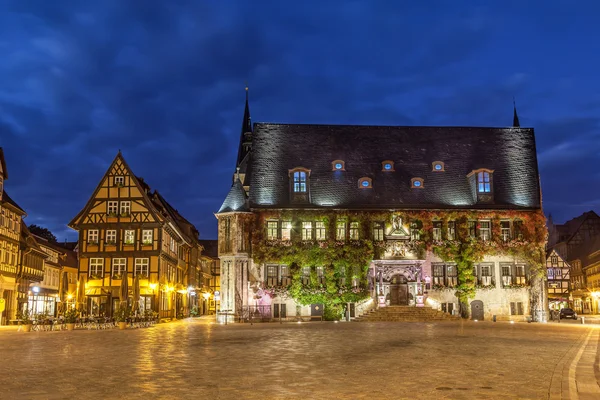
[216,94,548,322]
[69,152,204,320]
[0,148,47,324]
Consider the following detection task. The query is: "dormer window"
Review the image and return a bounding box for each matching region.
[432,161,445,172]
[289,167,311,203]
[293,171,307,193]
[411,178,424,188]
[332,160,345,171]
[468,168,494,203]
[477,171,491,193]
[381,160,395,171]
[358,177,372,189]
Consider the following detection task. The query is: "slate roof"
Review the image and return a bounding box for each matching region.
[198,239,218,258]
[0,147,7,179]
[248,123,541,210]
[1,190,26,215]
[218,178,249,213]
[152,190,200,244]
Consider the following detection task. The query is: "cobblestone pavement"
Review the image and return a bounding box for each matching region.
[0,319,598,400]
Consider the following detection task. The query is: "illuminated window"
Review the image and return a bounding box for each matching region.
[349,222,360,240]
[315,221,326,240]
[294,171,307,193]
[120,201,130,216]
[107,201,118,215]
[477,172,491,193]
[358,177,372,189]
[432,221,442,241]
[336,220,346,240]
[447,221,456,240]
[281,221,292,240]
[267,221,279,240]
[112,258,126,278]
[88,230,98,244]
[479,220,491,240]
[331,160,345,171]
[381,160,395,171]
[106,230,116,244]
[142,229,153,245]
[302,222,313,240]
[135,258,149,277]
[124,230,135,245]
[89,258,104,277]
[432,161,445,171]
[411,178,424,188]
[373,222,384,241]
[500,221,511,241]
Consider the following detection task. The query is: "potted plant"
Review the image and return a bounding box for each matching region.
[64,308,78,331]
[17,309,33,332]
[114,307,130,330]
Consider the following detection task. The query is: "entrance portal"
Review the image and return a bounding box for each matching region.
[471,300,484,320]
[389,275,408,305]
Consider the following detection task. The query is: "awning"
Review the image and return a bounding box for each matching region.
[85,288,110,296]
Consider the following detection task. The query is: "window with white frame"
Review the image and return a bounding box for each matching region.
[447,221,456,240]
[266,265,278,286]
[142,229,153,245]
[446,265,458,287]
[477,171,491,193]
[432,221,442,241]
[302,222,313,241]
[349,222,360,240]
[107,201,118,215]
[293,171,307,193]
[267,221,278,240]
[281,221,292,241]
[315,221,326,240]
[433,264,444,285]
[89,258,104,277]
[114,176,125,186]
[316,266,325,285]
[112,258,126,278]
[501,264,513,286]
[301,267,310,285]
[134,258,149,277]
[88,229,99,244]
[124,230,135,245]
[106,230,117,244]
[120,201,130,216]
[515,264,526,285]
[281,265,291,286]
[479,220,491,240]
[500,221,511,241]
[336,221,346,241]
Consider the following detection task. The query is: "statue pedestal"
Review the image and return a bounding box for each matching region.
[378,295,386,308]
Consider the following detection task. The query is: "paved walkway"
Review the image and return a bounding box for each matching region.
[0,319,598,399]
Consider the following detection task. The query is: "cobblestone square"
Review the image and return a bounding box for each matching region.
[0,319,598,399]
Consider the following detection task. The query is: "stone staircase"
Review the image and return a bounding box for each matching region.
[353,306,460,322]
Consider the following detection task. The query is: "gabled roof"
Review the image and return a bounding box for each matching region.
[69,152,161,228]
[570,235,600,268]
[0,147,7,179]
[218,178,249,213]
[20,222,48,257]
[198,239,218,258]
[1,190,26,215]
[248,123,541,210]
[552,211,600,245]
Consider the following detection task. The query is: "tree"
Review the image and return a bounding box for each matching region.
[28,224,57,243]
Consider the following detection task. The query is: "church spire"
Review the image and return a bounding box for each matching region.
[513,98,520,127]
[236,86,252,168]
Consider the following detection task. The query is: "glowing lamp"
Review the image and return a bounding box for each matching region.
[67,294,73,300]
[32,286,40,293]
[202,292,211,300]
[149,283,157,291]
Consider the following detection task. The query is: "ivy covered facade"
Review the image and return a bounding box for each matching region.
[216,93,548,322]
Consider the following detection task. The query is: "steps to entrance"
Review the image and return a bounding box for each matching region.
[353,306,459,322]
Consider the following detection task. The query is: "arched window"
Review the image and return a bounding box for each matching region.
[358,177,372,189]
[331,160,345,171]
[381,160,395,171]
[289,167,311,203]
[411,177,424,189]
[432,161,445,172]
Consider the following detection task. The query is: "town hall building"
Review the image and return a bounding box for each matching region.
[216,91,548,322]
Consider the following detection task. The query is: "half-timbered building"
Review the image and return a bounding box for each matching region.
[0,148,46,324]
[216,93,548,322]
[69,152,202,320]
[545,249,571,311]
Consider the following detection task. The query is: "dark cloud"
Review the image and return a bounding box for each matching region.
[1,1,599,239]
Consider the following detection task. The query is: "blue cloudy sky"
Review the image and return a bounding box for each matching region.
[1,1,599,240]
